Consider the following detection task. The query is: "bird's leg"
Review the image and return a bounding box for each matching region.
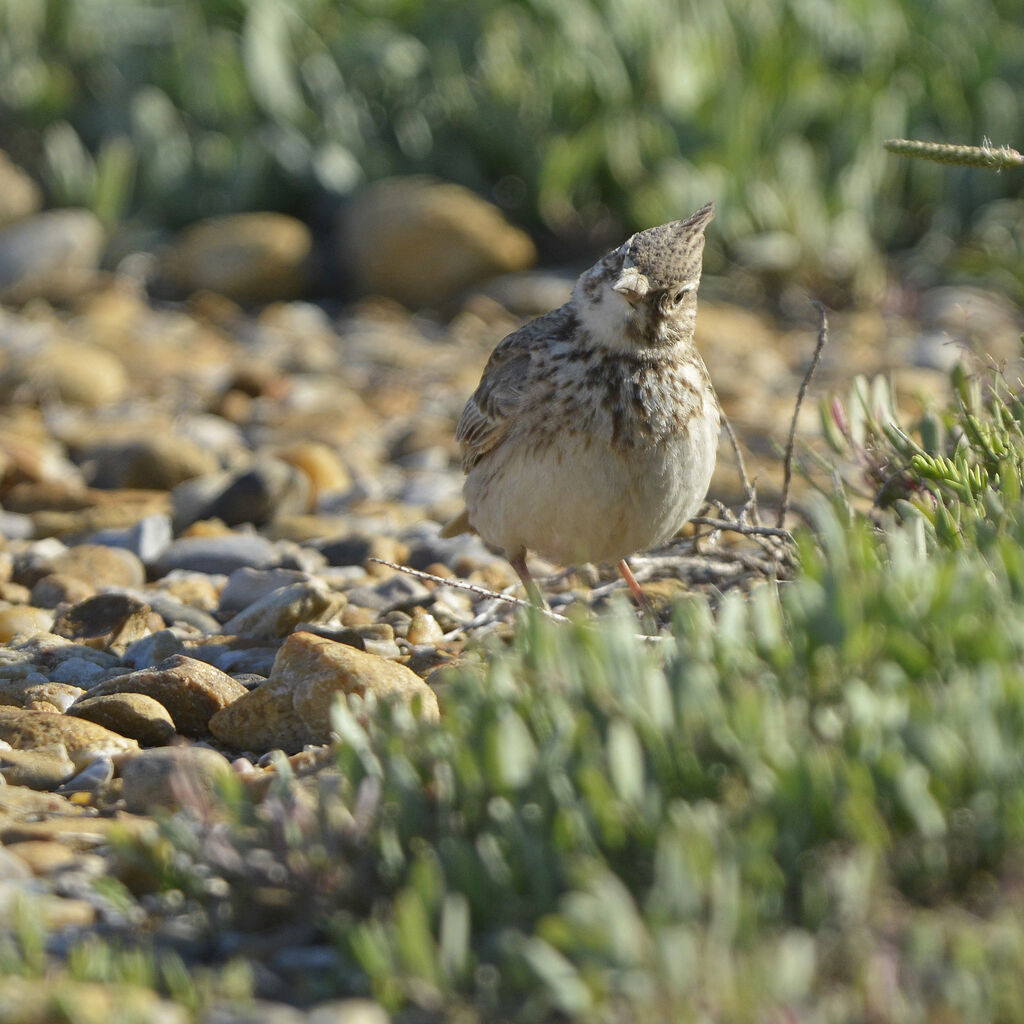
[617,558,658,631]
[510,550,549,610]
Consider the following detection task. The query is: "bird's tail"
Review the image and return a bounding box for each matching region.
[439,507,473,538]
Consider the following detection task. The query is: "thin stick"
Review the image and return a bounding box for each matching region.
[690,516,793,542]
[720,410,756,517]
[778,302,829,528]
[367,557,569,622]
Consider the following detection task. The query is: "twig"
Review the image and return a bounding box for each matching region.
[690,516,793,542]
[720,410,757,521]
[367,557,569,622]
[884,138,1024,171]
[778,302,829,528]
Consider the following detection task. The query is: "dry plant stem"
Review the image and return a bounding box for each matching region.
[367,557,569,622]
[720,410,757,520]
[690,516,793,542]
[778,302,829,529]
[884,138,1024,170]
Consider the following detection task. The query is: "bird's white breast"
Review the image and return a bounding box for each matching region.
[465,394,719,565]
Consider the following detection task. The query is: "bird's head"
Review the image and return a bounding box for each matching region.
[573,201,714,353]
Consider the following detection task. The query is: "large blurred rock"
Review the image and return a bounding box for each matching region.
[0,208,105,303]
[339,177,536,308]
[163,212,312,303]
[0,709,139,769]
[0,339,130,407]
[209,630,439,752]
[0,151,42,229]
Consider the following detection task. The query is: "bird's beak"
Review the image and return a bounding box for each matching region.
[612,266,650,307]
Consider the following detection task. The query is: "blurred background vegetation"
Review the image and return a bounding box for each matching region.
[1,0,1023,301]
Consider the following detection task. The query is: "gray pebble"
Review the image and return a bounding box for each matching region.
[86,514,174,565]
[122,629,186,670]
[219,567,310,615]
[344,574,432,613]
[155,534,282,576]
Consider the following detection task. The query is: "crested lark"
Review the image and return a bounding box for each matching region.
[443,202,719,607]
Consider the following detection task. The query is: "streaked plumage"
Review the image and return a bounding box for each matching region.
[445,202,720,604]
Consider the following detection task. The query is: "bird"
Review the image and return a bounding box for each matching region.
[442,201,719,610]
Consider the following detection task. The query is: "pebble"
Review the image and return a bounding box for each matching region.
[155,533,283,576]
[163,212,312,303]
[67,693,177,746]
[120,745,235,814]
[199,457,311,528]
[50,543,147,589]
[84,513,174,565]
[0,605,53,641]
[58,756,115,794]
[121,629,186,670]
[81,655,248,738]
[0,746,77,789]
[0,208,105,303]
[219,567,312,615]
[339,177,536,308]
[0,149,42,229]
[208,630,439,753]
[51,592,157,652]
[220,580,344,640]
[84,435,221,491]
[0,709,139,769]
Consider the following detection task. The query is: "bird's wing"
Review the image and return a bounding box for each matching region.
[455,309,563,471]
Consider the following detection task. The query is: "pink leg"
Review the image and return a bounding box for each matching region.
[510,550,548,609]
[618,558,656,622]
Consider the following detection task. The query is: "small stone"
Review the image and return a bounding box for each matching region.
[51,543,146,589]
[30,572,96,608]
[219,567,310,615]
[47,656,118,688]
[2,338,129,407]
[121,629,185,670]
[0,605,53,642]
[51,593,157,652]
[82,655,248,737]
[5,839,80,875]
[0,747,77,789]
[14,682,85,711]
[155,533,282,576]
[220,580,344,640]
[0,150,42,229]
[339,178,536,308]
[197,457,311,528]
[67,693,177,747]
[163,212,312,303]
[209,630,439,753]
[86,513,174,566]
[0,709,139,769]
[59,756,115,794]
[0,209,105,303]
[120,745,235,814]
[344,573,432,613]
[407,608,444,645]
[85,436,220,491]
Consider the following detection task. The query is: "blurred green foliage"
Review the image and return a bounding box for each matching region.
[1,0,1023,294]
[101,485,1024,1020]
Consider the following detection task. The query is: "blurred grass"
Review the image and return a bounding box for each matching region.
[87,485,1024,1020]
[1,0,1023,296]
